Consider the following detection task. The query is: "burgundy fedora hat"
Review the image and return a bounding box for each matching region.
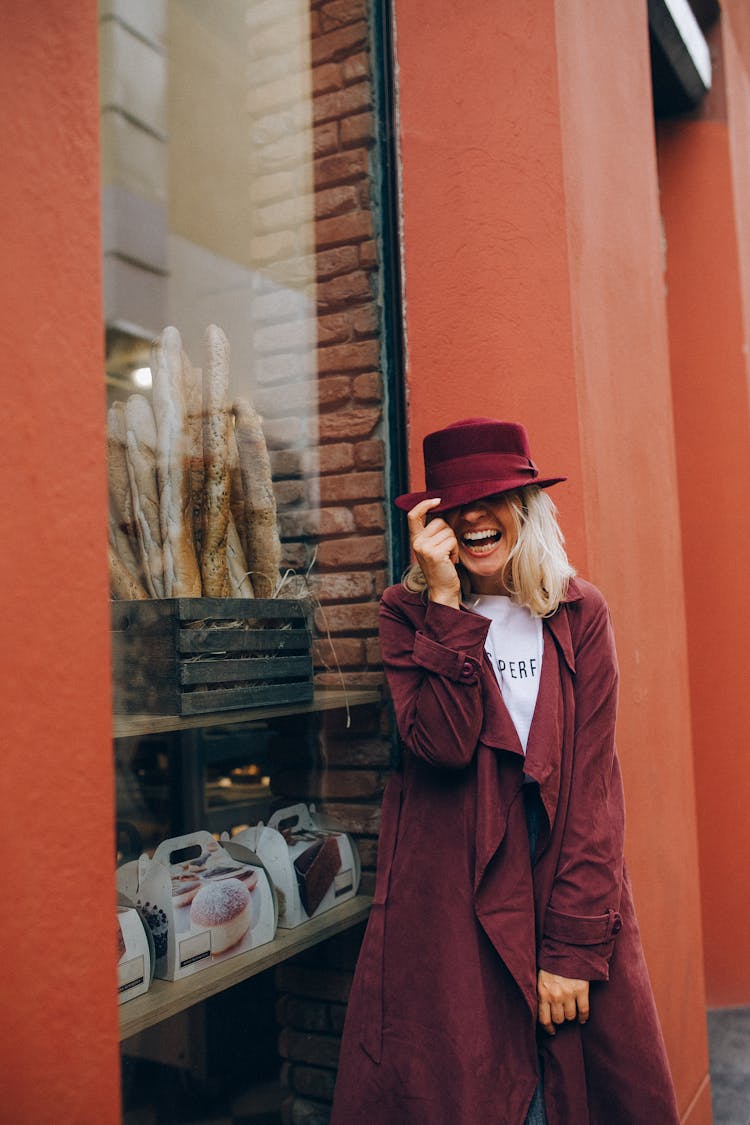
[394,417,566,513]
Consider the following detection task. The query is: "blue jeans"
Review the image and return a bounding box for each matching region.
[525,1082,547,1125]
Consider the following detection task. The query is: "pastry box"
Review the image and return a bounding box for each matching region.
[117,830,277,981]
[230,804,360,929]
[111,596,312,715]
[116,899,154,1004]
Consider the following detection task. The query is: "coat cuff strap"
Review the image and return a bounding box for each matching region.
[543,906,622,946]
[412,631,483,682]
[412,605,488,682]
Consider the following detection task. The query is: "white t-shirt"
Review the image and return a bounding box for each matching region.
[466,594,543,753]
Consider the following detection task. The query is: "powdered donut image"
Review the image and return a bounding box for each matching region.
[189,877,252,955]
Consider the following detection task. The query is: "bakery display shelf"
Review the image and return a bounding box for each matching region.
[120,894,373,1040]
[113,688,381,739]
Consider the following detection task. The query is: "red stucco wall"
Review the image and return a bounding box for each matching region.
[392,0,587,565]
[394,1,710,1120]
[0,2,120,1121]
[658,3,750,1007]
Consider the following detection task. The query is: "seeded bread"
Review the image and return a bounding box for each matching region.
[201,325,232,596]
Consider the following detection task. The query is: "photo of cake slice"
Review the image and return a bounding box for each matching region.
[294,836,341,916]
[117,919,127,962]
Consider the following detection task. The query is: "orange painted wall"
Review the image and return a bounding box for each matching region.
[658,7,750,1007]
[393,1,710,1120]
[0,2,121,1122]
[392,0,587,563]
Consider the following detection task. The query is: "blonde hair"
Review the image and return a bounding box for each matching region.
[402,486,575,617]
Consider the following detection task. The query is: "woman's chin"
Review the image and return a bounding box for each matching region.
[460,550,509,591]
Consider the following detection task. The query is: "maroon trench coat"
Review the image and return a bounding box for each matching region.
[331,578,680,1125]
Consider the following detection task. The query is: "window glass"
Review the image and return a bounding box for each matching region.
[103,1,391,1115]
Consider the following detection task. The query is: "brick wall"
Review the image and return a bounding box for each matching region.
[247,2,395,1121]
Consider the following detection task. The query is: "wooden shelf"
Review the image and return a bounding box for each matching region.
[120,895,372,1040]
[113,688,381,739]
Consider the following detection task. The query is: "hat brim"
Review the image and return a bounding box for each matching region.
[394,474,567,513]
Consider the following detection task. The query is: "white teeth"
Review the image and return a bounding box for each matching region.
[461,529,501,553]
[463,530,499,543]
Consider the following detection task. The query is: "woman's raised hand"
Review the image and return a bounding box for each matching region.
[408,498,461,608]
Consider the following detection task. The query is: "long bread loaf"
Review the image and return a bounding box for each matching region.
[227,513,254,597]
[233,398,281,598]
[184,358,204,563]
[151,327,202,597]
[125,394,164,597]
[107,401,144,585]
[228,422,249,561]
[109,542,148,600]
[201,325,232,596]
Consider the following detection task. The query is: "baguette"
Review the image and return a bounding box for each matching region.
[233,398,281,599]
[107,401,144,584]
[109,543,148,600]
[227,513,254,597]
[184,358,204,563]
[151,327,201,597]
[228,422,249,560]
[201,325,232,596]
[125,393,164,597]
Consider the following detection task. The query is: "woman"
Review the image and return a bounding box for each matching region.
[331,418,680,1125]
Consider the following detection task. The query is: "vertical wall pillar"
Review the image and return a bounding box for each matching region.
[658,6,750,1007]
[394,1,710,1119]
[392,0,588,564]
[0,2,120,1121]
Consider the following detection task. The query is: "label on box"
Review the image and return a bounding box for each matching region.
[334,868,354,898]
[118,955,146,995]
[179,930,212,969]
[116,904,152,1004]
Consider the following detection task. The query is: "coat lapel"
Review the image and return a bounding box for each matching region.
[473,654,524,891]
[523,628,564,833]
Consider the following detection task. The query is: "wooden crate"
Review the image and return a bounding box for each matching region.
[111,598,313,716]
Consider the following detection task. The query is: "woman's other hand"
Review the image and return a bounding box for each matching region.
[537,969,590,1035]
[408,498,461,608]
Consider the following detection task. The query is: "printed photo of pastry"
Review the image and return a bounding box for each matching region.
[117,919,127,962]
[294,835,342,916]
[170,874,202,908]
[189,877,253,954]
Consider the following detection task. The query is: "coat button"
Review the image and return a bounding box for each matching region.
[612,915,622,934]
[460,660,473,678]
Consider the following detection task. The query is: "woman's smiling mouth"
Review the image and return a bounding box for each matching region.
[460,529,502,554]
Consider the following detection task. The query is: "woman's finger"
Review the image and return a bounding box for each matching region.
[407,497,442,537]
[537,1000,555,1036]
[413,525,457,555]
[551,1002,566,1026]
[415,543,460,572]
[563,996,578,1022]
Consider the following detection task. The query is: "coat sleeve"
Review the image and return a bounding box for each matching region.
[379,586,490,769]
[538,592,625,981]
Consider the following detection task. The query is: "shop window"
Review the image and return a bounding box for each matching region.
[101,1,397,1119]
